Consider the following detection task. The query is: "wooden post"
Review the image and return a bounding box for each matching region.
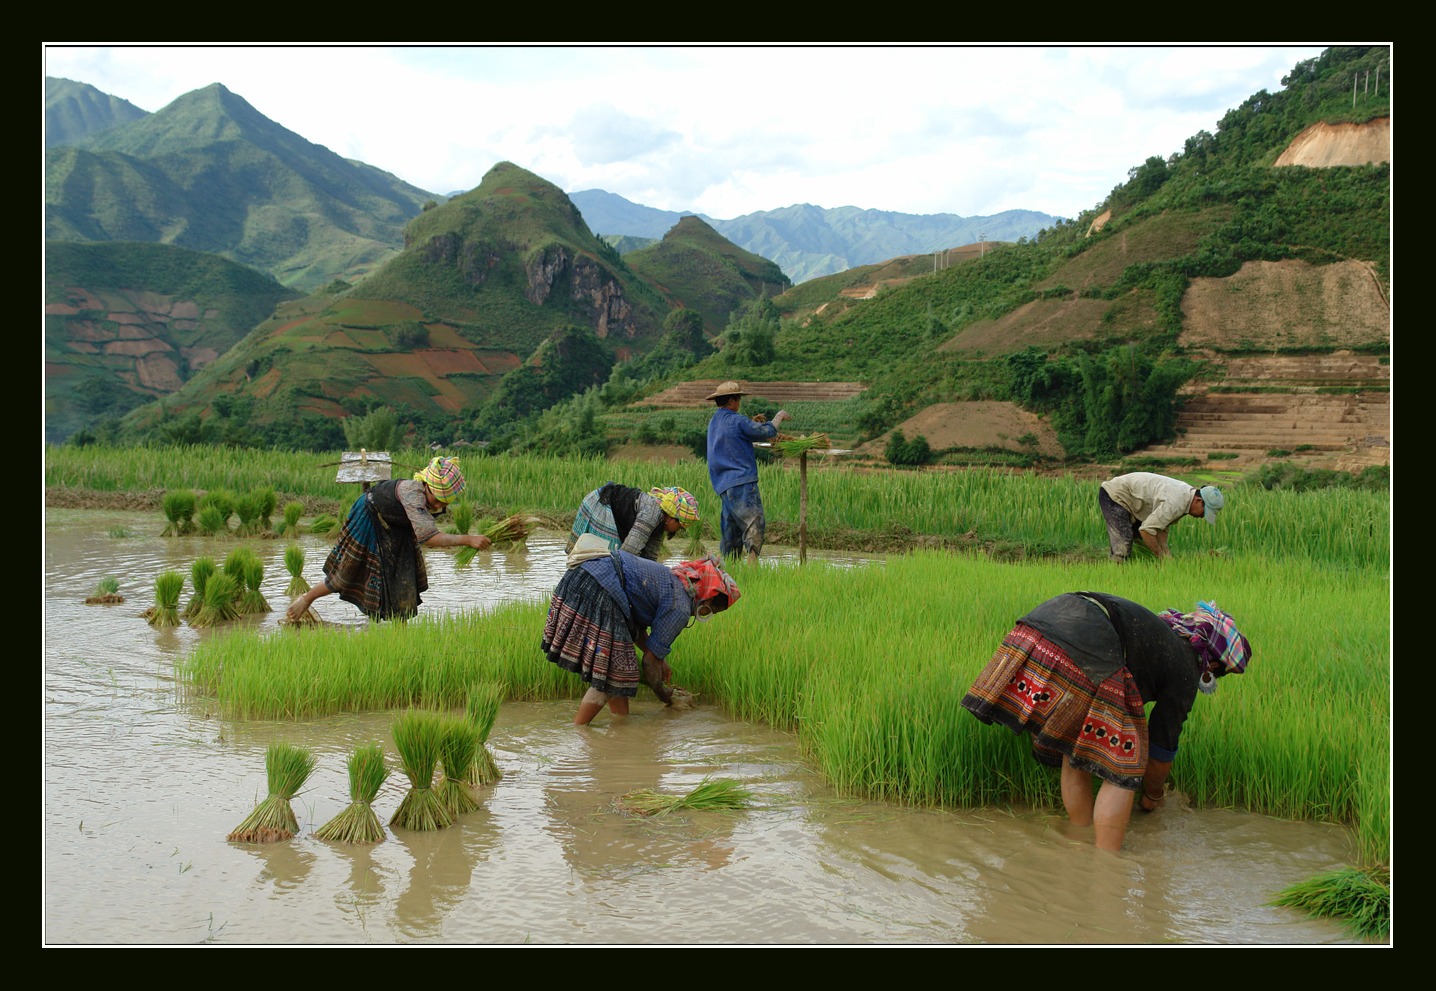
[799,450,809,566]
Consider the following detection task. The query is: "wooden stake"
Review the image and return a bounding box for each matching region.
[799,450,809,566]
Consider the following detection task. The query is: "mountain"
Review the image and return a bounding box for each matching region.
[45,241,302,444]
[46,82,435,291]
[623,215,791,333]
[45,77,149,148]
[569,188,1057,283]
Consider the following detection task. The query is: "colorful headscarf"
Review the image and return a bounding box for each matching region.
[650,486,700,527]
[1159,601,1251,690]
[412,456,466,504]
[670,556,741,607]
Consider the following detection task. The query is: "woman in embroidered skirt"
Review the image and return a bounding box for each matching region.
[961,592,1251,851]
[565,483,700,560]
[543,538,741,725]
[285,457,491,622]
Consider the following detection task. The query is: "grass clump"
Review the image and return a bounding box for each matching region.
[160,489,195,536]
[389,709,454,832]
[465,681,504,786]
[227,741,318,843]
[620,775,755,817]
[146,571,185,627]
[1271,864,1389,940]
[315,743,390,844]
[437,716,482,817]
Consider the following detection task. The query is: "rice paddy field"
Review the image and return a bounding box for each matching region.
[43,446,1391,944]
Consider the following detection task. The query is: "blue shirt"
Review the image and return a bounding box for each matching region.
[579,552,693,659]
[706,407,778,495]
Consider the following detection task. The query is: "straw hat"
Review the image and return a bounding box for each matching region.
[704,380,749,401]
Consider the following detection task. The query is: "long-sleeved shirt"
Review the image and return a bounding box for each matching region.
[579,552,693,659]
[706,407,777,496]
[1100,472,1196,535]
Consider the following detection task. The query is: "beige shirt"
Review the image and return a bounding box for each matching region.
[1100,472,1195,534]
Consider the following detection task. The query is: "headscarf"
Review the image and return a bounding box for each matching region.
[650,486,700,527]
[670,556,741,607]
[1159,601,1251,692]
[412,456,466,504]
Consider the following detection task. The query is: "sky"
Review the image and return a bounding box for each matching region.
[43,44,1330,222]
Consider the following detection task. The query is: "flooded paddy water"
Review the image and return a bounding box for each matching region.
[44,510,1365,944]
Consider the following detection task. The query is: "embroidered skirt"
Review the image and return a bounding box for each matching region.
[961,624,1149,790]
[542,567,640,698]
[323,500,427,620]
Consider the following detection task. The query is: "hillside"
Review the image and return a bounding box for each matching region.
[45,77,148,148]
[46,82,435,291]
[45,241,301,444]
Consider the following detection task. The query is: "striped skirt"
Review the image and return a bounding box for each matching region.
[542,568,640,698]
[961,624,1149,790]
[323,501,427,620]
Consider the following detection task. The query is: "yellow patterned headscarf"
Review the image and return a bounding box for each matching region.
[413,456,466,504]
[650,486,700,527]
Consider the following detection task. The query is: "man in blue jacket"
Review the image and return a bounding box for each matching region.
[705,380,790,564]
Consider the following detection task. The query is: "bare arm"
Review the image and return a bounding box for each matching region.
[1141,529,1171,560]
[422,532,492,550]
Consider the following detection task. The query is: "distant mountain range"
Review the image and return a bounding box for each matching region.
[571,189,1056,283]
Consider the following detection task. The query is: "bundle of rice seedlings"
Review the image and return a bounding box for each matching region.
[454,514,497,568]
[486,512,540,552]
[146,571,185,627]
[160,489,196,537]
[234,491,263,536]
[223,548,259,614]
[190,571,241,627]
[321,499,355,543]
[199,490,236,534]
[227,741,318,843]
[84,576,125,605]
[281,501,304,538]
[773,432,831,457]
[682,523,707,558]
[389,709,454,831]
[1271,865,1390,939]
[308,512,339,536]
[315,743,390,844]
[449,500,474,536]
[196,502,229,538]
[241,557,270,614]
[436,716,482,817]
[620,775,755,817]
[256,487,277,534]
[182,557,217,620]
[280,544,321,625]
[465,681,504,786]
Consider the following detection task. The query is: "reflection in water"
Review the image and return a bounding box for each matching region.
[44,510,1364,944]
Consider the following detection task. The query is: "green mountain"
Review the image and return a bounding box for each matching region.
[46,77,149,148]
[623,215,791,334]
[569,188,1056,283]
[46,82,435,291]
[45,240,302,444]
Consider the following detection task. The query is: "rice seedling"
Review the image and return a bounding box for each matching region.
[449,500,474,536]
[256,487,277,533]
[314,743,390,844]
[85,576,124,604]
[234,492,262,537]
[195,503,228,538]
[620,776,755,817]
[146,571,185,627]
[107,525,132,539]
[436,715,482,817]
[241,557,270,615]
[773,433,831,457]
[389,709,454,831]
[465,681,504,786]
[682,523,707,558]
[182,558,216,620]
[223,548,259,614]
[281,501,304,539]
[309,512,340,536]
[160,489,196,537]
[227,741,318,843]
[199,490,236,533]
[1271,864,1389,939]
[190,571,240,627]
[283,544,309,598]
[485,512,540,552]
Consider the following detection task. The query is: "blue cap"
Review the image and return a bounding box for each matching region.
[1198,485,1224,524]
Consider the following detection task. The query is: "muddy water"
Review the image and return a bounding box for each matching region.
[44,510,1363,944]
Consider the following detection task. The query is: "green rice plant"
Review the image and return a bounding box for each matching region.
[389,709,454,831]
[309,512,340,536]
[227,741,318,843]
[160,489,196,537]
[314,743,389,844]
[190,571,240,627]
[241,557,270,615]
[1271,864,1389,939]
[182,558,216,620]
[620,776,755,817]
[223,548,259,614]
[449,501,474,536]
[85,575,123,604]
[774,433,831,457]
[465,681,504,786]
[199,489,236,530]
[681,523,707,558]
[107,525,132,539]
[281,501,304,539]
[147,571,185,627]
[484,512,539,550]
[256,486,278,533]
[234,491,263,537]
[437,715,482,817]
[283,544,309,599]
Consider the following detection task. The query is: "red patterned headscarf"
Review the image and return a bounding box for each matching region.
[670,557,741,606]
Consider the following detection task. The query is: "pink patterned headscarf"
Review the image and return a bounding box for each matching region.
[670,557,741,605]
[413,456,466,504]
[650,486,700,527]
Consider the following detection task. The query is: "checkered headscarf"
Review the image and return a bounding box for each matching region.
[1159,601,1251,680]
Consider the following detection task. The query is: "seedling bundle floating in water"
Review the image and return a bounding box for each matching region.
[85,576,124,605]
[1271,864,1390,939]
[315,743,390,844]
[160,489,196,537]
[182,558,216,620]
[465,681,504,787]
[241,557,270,615]
[146,571,185,627]
[256,487,277,534]
[389,709,454,831]
[437,716,482,817]
[227,741,317,843]
[191,572,241,627]
[281,501,304,539]
[620,775,755,817]
[223,548,261,615]
[234,492,263,537]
